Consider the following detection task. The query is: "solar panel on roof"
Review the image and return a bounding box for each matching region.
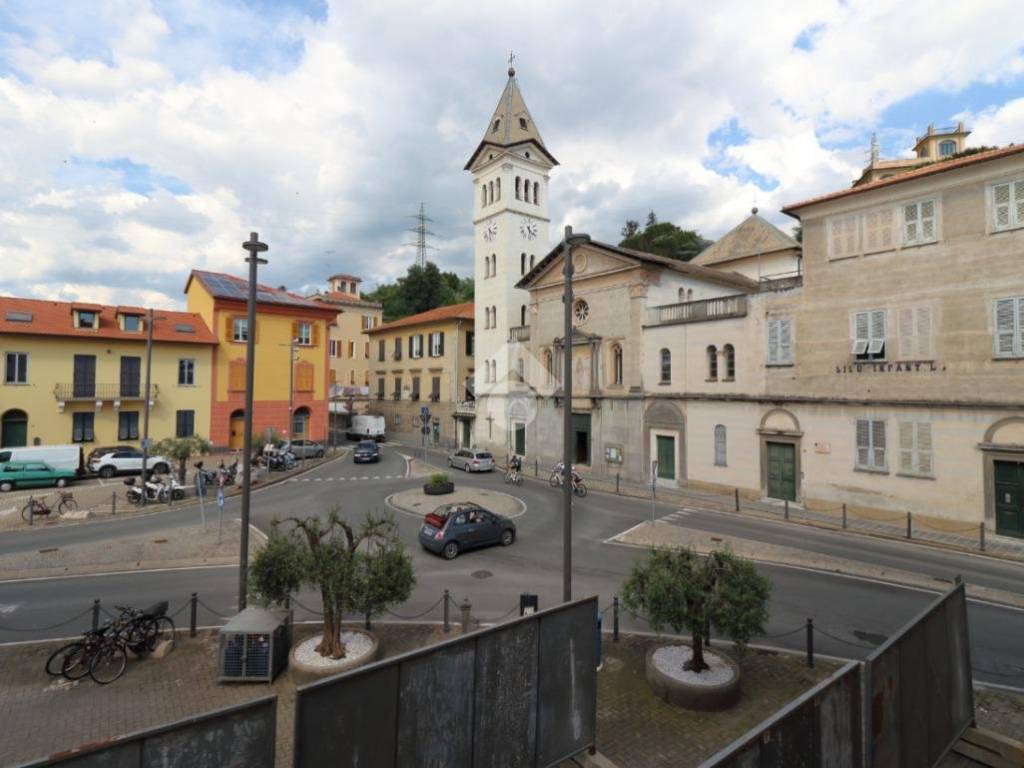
[4,311,32,322]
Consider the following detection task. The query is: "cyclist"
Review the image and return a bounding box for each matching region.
[508,454,522,483]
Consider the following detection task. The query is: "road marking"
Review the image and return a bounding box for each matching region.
[0,563,238,585]
[313,478,322,482]
[0,602,20,615]
[372,476,380,480]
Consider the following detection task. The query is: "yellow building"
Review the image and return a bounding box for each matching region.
[364,303,475,447]
[309,273,383,392]
[0,297,216,449]
[184,270,337,449]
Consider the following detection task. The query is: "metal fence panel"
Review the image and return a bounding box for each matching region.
[698,661,862,768]
[19,697,276,768]
[473,620,539,767]
[293,597,597,768]
[536,599,598,767]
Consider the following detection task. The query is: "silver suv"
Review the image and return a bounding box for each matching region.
[90,450,171,479]
[448,449,495,473]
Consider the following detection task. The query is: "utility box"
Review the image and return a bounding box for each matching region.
[218,607,290,683]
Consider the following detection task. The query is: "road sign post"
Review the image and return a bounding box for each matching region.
[651,460,658,525]
[217,485,225,545]
[196,473,206,528]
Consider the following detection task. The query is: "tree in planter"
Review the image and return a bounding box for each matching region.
[622,548,770,673]
[153,435,212,483]
[249,509,414,659]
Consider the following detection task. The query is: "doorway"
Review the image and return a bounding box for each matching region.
[229,410,245,450]
[656,435,676,481]
[1,410,28,448]
[461,420,471,449]
[514,423,526,456]
[994,460,1024,538]
[572,413,591,465]
[766,442,797,501]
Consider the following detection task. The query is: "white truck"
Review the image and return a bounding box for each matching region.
[0,444,85,475]
[347,414,386,442]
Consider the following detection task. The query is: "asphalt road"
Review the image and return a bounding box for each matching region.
[1,442,1022,689]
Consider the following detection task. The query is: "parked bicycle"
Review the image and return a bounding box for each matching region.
[21,491,77,522]
[548,463,587,497]
[45,601,173,685]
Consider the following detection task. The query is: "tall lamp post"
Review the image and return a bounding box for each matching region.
[139,307,155,505]
[238,232,268,610]
[560,225,590,603]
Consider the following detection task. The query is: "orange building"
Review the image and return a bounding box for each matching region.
[185,270,337,449]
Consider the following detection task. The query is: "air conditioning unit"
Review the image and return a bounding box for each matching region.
[218,607,290,683]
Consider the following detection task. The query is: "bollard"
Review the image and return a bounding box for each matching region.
[112,492,117,516]
[784,499,790,521]
[92,599,101,631]
[842,503,847,529]
[906,511,912,540]
[734,488,740,512]
[979,521,986,552]
[460,598,472,633]
[190,592,198,637]
[443,589,450,633]
[616,472,620,495]
[534,459,538,478]
[612,596,620,642]
[806,618,814,669]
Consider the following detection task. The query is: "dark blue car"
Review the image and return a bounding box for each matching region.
[419,502,516,560]
[353,440,380,463]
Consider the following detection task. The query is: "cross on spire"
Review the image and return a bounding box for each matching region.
[508,50,516,77]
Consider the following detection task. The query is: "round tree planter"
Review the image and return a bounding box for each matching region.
[423,482,454,495]
[644,645,741,711]
[290,629,380,676]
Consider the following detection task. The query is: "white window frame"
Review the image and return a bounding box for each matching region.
[767,317,794,366]
[232,317,248,342]
[296,322,312,346]
[898,421,933,478]
[4,351,28,384]
[994,296,1024,358]
[990,178,1024,232]
[852,309,887,360]
[411,335,423,359]
[178,358,195,386]
[855,418,887,472]
[901,198,938,247]
[429,332,443,357]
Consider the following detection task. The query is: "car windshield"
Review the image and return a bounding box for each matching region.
[475,452,492,459]
[357,441,376,449]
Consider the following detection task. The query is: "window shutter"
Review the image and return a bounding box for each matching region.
[224,315,233,340]
[438,331,445,356]
[872,420,886,468]
[920,200,936,241]
[868,310,886,355]
[291,321,299,342]
[844,216,858,255]
[903,203,918,243]
[898,308,914,358]
[311,323,320,347]
[852,312,870,354]
[994,298,1018,356]
[779,319,792,364]
[864,210,894,252]
[917,423,933,475]
[829,218,843,258]
[915,307,933,358]
[899,421,914,473]
[1018,298,1024,355]
[408,336,413,357]
[1015,181,1024,226]
[856,419,870,467]
[993,183,1011,230]
[767,320,779,364]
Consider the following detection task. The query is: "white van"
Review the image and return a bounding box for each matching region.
[0,445,85,475]
[347,415,386,442]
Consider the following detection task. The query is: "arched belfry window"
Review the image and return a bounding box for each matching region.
[488,181,494,205]
[533,181,540,205]
[515,177,521,200]
[521,253,526,274]
[724,344,735,381]
[481,186,487,207]
[496,177,501,200]
[659,348,671,383]
[707,346,718,380]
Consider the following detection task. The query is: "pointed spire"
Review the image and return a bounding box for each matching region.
[464,62,558,170]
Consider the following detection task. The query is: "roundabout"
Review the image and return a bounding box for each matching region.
[386,486,527,520]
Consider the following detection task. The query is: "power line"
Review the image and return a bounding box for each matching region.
[405,202,438,268]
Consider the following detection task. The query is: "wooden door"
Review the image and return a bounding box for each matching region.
[656,435,676,480]
[994,461,1024,539]
[229,414,245,450]
[766,442,797,501]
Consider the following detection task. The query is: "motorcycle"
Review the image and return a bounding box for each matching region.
[266,451,296,472]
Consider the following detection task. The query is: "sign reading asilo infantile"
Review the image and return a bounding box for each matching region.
[835,360,947,374]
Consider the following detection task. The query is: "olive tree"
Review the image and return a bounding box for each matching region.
[622,548,770,673]
[249,509,414,659]
[153,435,212,483]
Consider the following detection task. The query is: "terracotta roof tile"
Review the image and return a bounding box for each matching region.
[366,302,475,334]
[783,144,1024,215]
[0,296,218,344]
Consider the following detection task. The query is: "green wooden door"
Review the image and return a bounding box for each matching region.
[514,424,526,455]
[994,461,1024,539]
[766,442,797,501]
[656,435,675,480]
[1,411,27,448]
[461,420,471,448]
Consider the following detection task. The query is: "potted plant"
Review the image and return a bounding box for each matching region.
[423,472,454,495]
[249,509,415,674]
[622,547,770,711]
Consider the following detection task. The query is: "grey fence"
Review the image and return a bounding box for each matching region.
[293,596,598,768]
[865,579,974,768]
[17,696,276,768]
[697,661,863,768]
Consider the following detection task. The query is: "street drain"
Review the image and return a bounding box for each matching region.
[471,570,492,580]
[852,629,887,645]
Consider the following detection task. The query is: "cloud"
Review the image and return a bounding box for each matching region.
[0,0,1022,308]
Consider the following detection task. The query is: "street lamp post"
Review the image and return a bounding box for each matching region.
[560,225,590,603]
[139,307,155,505]
[239,232,268,611]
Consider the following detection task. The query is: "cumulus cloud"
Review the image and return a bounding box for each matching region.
[0,0,1022,308]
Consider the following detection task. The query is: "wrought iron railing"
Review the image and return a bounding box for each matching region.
[54,383,160,401]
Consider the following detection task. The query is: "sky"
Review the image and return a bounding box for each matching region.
[2,0,1023,309]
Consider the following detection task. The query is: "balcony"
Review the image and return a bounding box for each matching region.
[54,383,160,402]
[429,393,441,403]
[644,294,748,328]
[455,400,476,417]
[392,392,402,401]
[508,325,530,343]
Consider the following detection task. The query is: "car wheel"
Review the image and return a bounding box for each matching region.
[0,482,12,492]
[99,466,115,479]
[56,478,67,488]
[443,541,459,560]
[500,529,514,547]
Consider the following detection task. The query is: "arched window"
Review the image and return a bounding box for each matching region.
[714,425,727,466]
[573,299,589,325]
[492,306,498,329]
[292,406,310,438]
[724,344,735,381]
[939,139,956,157]
[687,288,693,301]
[612,344,623,386]
[659,348,671,383]
[515,176,521,200]
[516,357,524,382]
[707,345,718,380]
[678,287,686,302]
[533,182,540,205]
[496,177,501,200]
[524,179,531,203]
[529,254,535,269]
[521,252,526,274]
[481,185,487,207]
[488,181,494,205]
[520,305,527,326]
[544,350,553,385]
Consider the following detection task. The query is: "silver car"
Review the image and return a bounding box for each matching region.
[284,440,326,459]
[448,449,495,472]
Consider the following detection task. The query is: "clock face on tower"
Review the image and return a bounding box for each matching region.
[483,220,498,242]
[520,218,538,240]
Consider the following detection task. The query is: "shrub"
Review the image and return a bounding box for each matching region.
[428,472,451,487]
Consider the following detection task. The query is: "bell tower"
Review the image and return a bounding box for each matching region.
[465,62,558,453]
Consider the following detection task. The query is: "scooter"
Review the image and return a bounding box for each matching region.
[124,476,165,505]
[266,452,296,472]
